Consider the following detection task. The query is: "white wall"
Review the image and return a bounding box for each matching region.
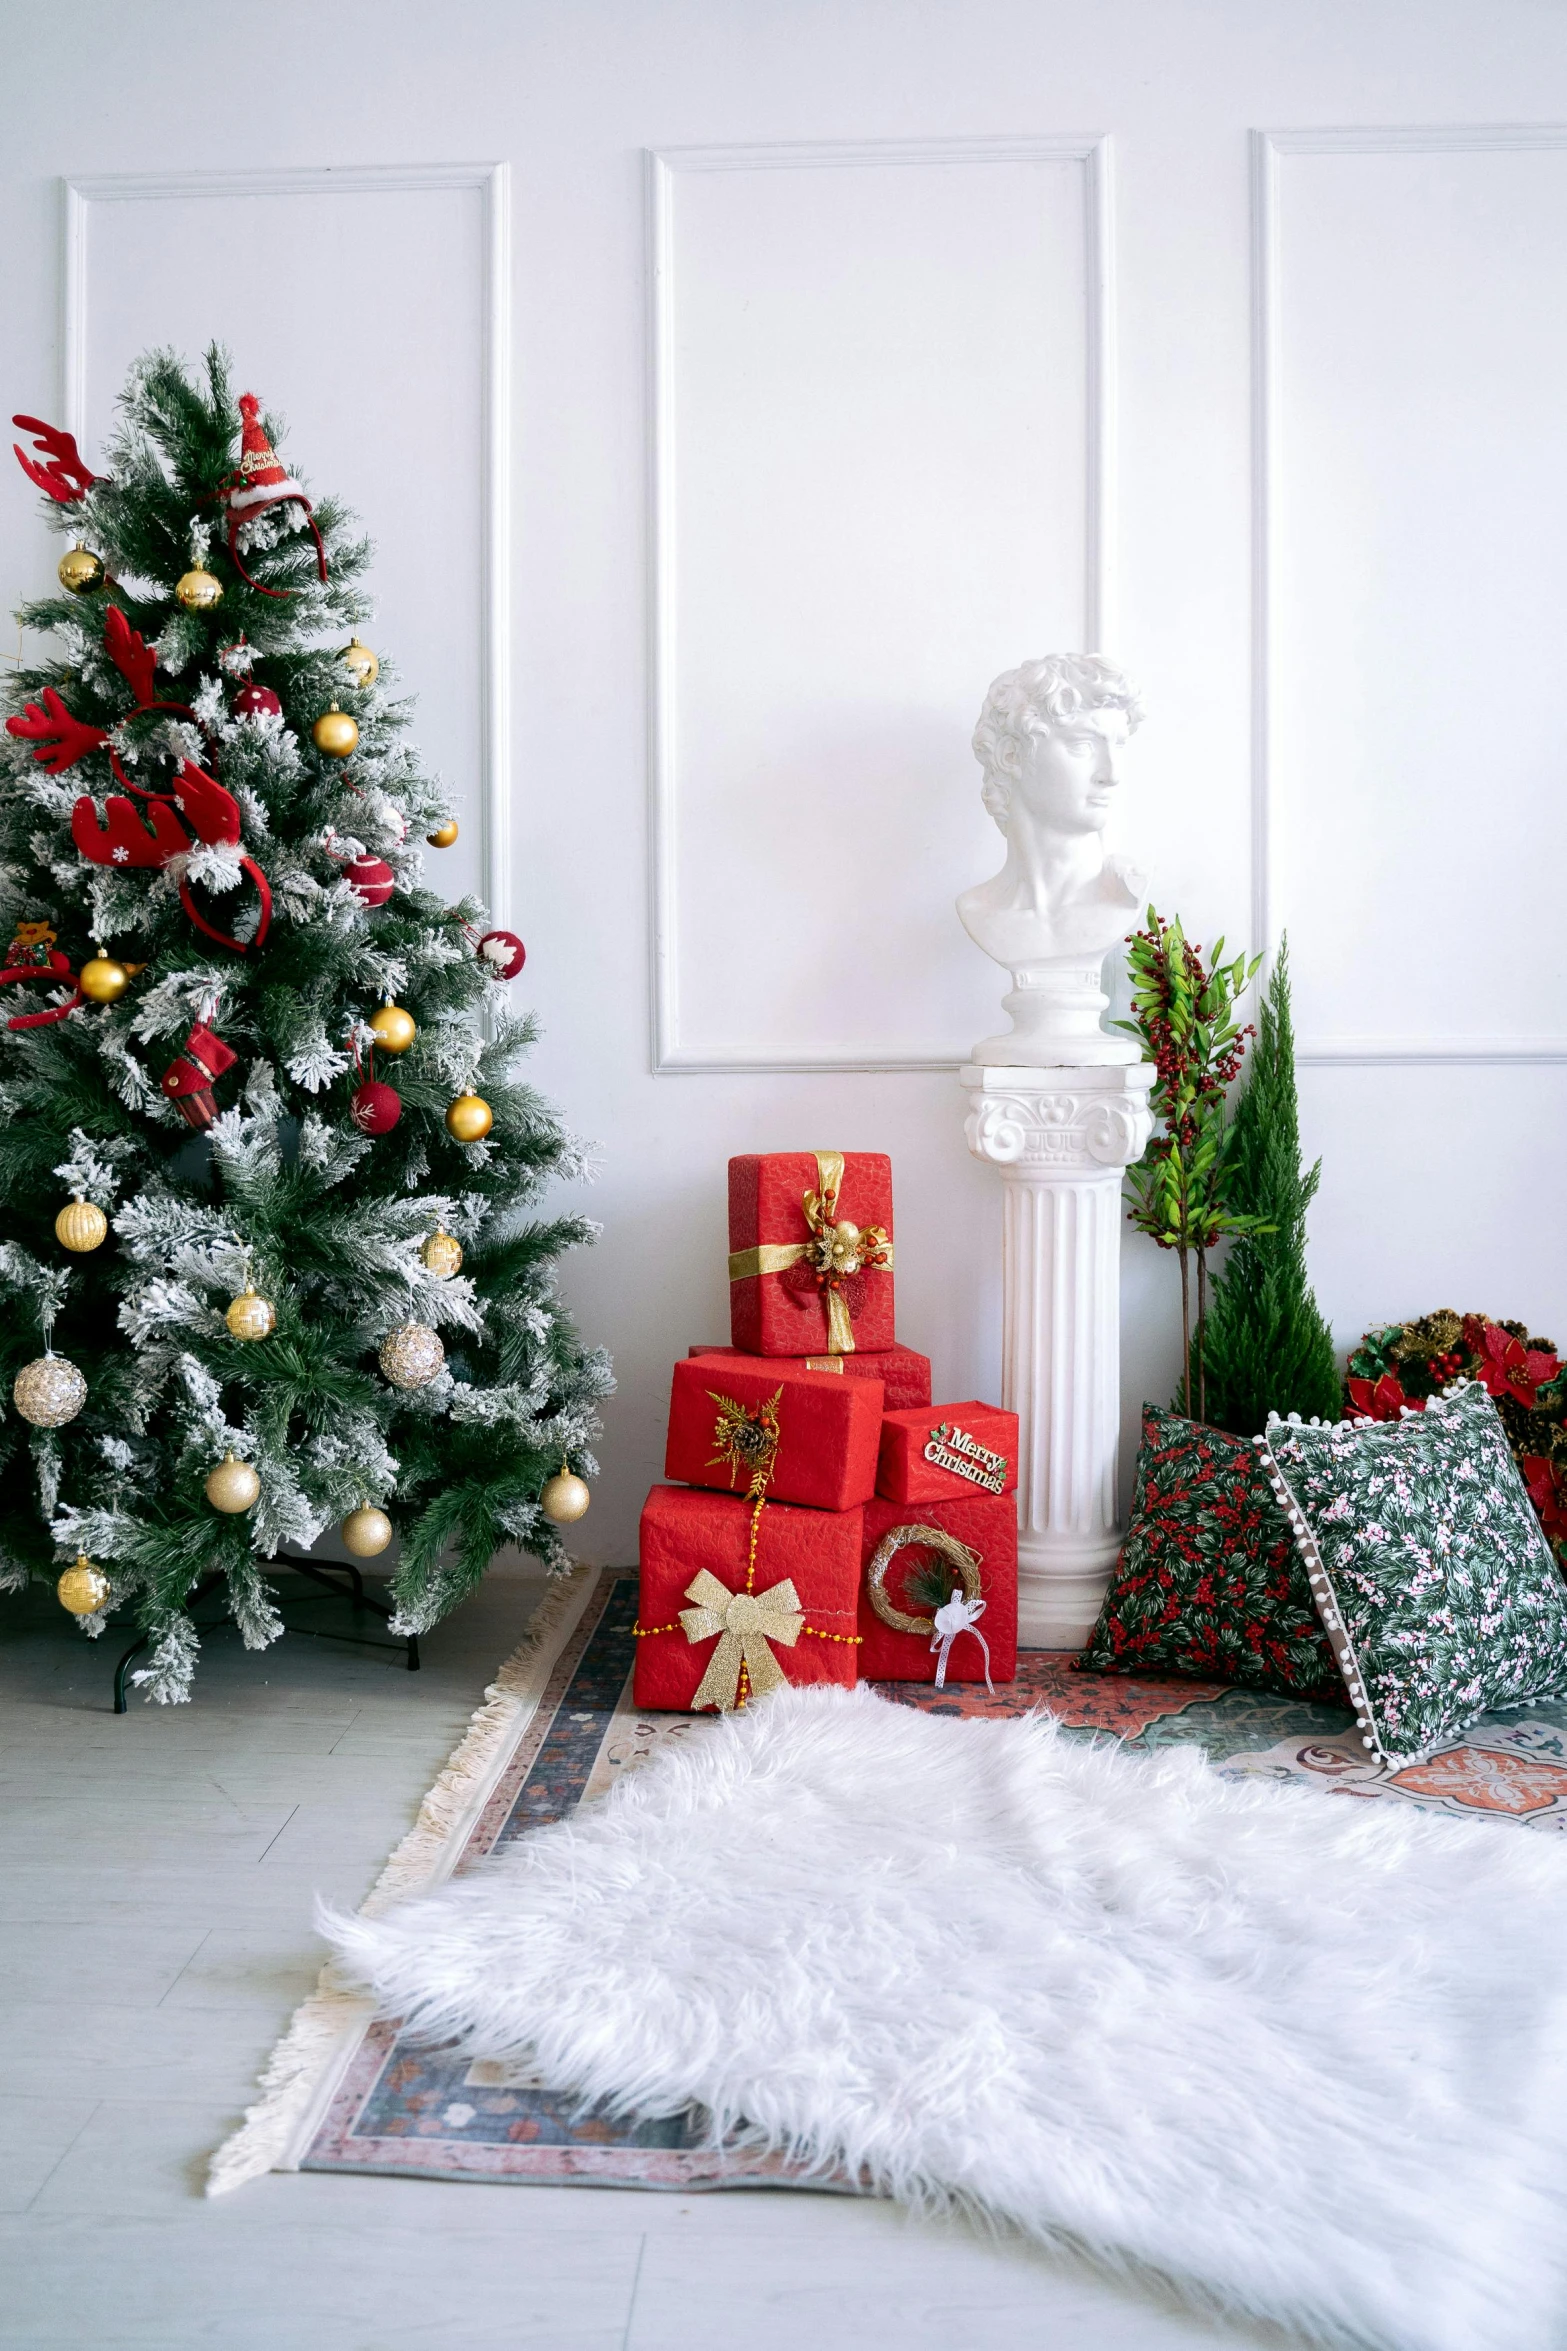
[3,0,1566,1567]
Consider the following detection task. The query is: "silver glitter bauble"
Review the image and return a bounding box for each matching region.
[13,1353,87,1427]
[378,1322,445,1390]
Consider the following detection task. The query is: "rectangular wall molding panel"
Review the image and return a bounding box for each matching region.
[1252,127,1567,1064]
[62,164,511,927]
[648,135,1114,1073]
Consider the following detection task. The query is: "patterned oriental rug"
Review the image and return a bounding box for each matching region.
[208,1565,1567,2195]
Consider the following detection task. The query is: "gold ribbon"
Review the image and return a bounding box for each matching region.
[680,1568,804,1711]
[725,1150,893,1354]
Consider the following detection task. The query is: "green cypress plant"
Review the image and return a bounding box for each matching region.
[0,347,611,1700]
[1198,939,1339,1436]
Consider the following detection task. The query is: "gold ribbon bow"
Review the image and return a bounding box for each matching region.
[726,1149,894,1353]
[680,1568,804,1712]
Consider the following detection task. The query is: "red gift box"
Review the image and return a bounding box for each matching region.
[859,1491,1018,1686]
[634,1484,862,1712]
[688,1344,932,1411]
[876,1401,1019,1504]
[666,1357,881,1512]
[728,1151,894,1357]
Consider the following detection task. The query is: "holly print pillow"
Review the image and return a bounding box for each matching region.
[1078,1407,1340,1697]
[1259,1380,1567,1767]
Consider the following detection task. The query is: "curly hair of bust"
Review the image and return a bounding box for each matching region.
[972,653,1145,825]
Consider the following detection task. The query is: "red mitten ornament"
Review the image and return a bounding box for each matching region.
[162,1022,237,1130]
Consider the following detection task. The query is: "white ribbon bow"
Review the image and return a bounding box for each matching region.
[930,1587,992,1693]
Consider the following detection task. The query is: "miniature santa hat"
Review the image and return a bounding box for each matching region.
[225,392,328,596]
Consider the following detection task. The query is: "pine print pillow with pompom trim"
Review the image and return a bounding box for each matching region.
[1077,1406,1341,1697]
[1258,1380,1567,1767]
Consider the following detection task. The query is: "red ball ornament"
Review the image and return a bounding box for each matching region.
[344,855,395,909]
[234,681,282,719]
[351,1080,402,1135]
[476,929,526,981]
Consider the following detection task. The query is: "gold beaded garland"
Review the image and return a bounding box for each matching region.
[57,544,104,595]
[378,1322,445,1390]
[225,1286,277,1342]
[368,1002,416,1054]
[205,1453,260,1514]
[55,1196,108,1253]
[175,566,223,611]
[420,1227,463,1279]
[341,1506,393,1557]
[312,704,359,758]
[445,1092,493,1142]
[13,1353,87,1427]
[540,1470,591,1525]
[427,818,459,848]
[339,635,380,688]
[57,1554,110,1615]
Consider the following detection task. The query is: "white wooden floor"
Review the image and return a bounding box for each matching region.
[0,1573,1277,2351]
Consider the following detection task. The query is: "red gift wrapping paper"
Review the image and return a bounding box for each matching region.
[876,1401,1020,1504]
[688,1344,932,1411]
[665,1357,882,1512]
[634,1484,862,1711]
[859,1491,1018,1684]
[727,1151,895,1357]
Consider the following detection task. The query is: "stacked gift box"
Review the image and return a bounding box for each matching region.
[634,1150,1020,1712]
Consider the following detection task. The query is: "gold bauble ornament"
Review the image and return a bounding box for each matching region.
[57,543,104,595]
[420,1227,463,1279]
[379,1322,445,1390]
[225,1286,277,1342]
[340,635,380,689]
[205,1452,260,1514]
[312,704,359,758]
[341,1506,393,1558]
[540,1471,591,1526]
[175,566,224,611]
[55,1196,108,1253]
[57,1554,111,1615]
[13,1353,87,1427]
[445,1092,493,1142]
[427,818,459,848]
[79,955,130,1004]
[368,1002,416,1054]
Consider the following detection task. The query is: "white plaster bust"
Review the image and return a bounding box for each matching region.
[958,652,1147,1067]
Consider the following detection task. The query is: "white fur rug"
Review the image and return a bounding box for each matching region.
[325,1683,1567,2351]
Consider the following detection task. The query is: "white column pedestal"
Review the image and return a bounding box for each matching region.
[962,1062,1155,1650]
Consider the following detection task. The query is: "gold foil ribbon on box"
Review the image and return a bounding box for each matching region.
[680,1568,805,1711]
[922,1422,1009,1495]
[726,1149,894,1353]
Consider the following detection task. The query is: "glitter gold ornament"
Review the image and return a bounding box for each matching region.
[427,817,459,848]
[57,543,104,595]
[79,955,130,1004]
[225,1286,277,1341]
[368,1001,416,1054]
[540,1469,591,1525]
[339,636,380,688]
[54,1196,108,1253]
[341,1506,393,1557]
[379,1322,445,1390]
[420,1227,463,1279]
[13,1353,87,1427]
[312,704,359,758]
[205,1453,260,1514]
[175,565,224,611]
[57,1554,110,1615]
[445,1092,493,1142]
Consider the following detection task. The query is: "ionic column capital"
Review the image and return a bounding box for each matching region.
[960,1062,1155,1177]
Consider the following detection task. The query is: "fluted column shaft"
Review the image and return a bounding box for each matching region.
[963,1063,1155,1649]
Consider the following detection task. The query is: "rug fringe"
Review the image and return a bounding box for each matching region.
[204,1563,601,2197]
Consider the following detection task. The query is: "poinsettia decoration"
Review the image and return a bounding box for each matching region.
[1346,1310,1567,1571]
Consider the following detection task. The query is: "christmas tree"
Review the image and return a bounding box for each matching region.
[1197,939,1339,1436]
[0,347,611,1701]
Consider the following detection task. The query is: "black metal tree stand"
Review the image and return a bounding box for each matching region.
[111,1557,419,1713]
